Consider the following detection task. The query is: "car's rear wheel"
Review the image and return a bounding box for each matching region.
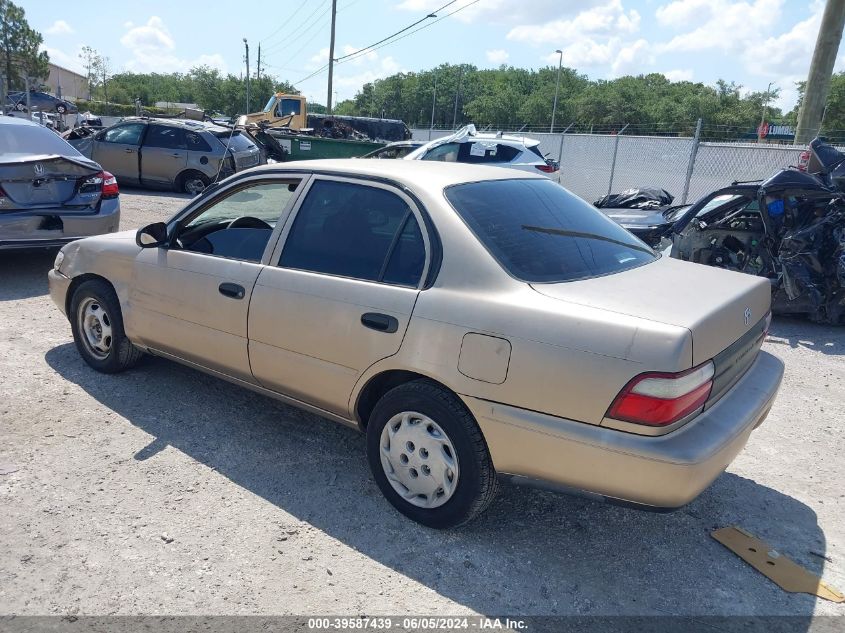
[176,170,210,195]
[366,380,498,528]
[69,280,143,373]
[56,103,67,114]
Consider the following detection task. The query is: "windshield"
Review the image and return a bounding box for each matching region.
[0,123,82,157]
[446,179,656,283]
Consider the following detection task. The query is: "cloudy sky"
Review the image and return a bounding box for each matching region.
[26,0,844,113]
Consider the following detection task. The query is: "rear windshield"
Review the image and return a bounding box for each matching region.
[0,123,82,157]
[445,179,656,283]
[215,131,255,152]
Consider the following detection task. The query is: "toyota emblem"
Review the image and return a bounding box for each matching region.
[744,307,752,326]
[34,163,44,176]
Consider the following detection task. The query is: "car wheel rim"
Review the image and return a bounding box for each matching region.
[185,178,205,195]
[379,411,459,509]
[77,297,113,360]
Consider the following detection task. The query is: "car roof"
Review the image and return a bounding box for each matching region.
[247,158,546,189]
[0,115,40,127]
[120,117,229,134]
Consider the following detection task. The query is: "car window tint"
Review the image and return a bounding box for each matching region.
[175,181,300,262]
[144,125,186,150]
[186,132,212,152]
[102,123,145,145]
[456,142,522,163]
[446,179,657,283]
[382,215,425,286]
[215,131,255,152]
[279,180,414,283]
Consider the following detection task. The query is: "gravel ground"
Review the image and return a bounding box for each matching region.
[0,189,843,618]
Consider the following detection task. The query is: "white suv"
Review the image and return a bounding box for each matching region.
[404,125,559,177]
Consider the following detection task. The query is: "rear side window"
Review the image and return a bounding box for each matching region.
[446,179,656,283]
[279,180,425,286]
[456,143,521,163]
[216,131,255,152]
[145,125,186,150]
[186,132,212,152]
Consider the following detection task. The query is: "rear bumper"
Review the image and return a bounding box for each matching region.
[464,350,784,509]
[0,199,120,251]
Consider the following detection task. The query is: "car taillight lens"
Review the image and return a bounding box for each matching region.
[101,171,119,198]
[535,164,558,173]
[607,361,715,427]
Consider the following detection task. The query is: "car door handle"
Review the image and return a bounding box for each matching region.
[170,152,181,157]
[124,148,135,153]
[218,282,245,299]
[361,312,399,333]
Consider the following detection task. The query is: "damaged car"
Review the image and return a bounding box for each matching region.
[596,188,692,249]
[0,116,119,250]
[68,118,262,195]
[671,138,845,324]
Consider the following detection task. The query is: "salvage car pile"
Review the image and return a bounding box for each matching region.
[600,140,845,325]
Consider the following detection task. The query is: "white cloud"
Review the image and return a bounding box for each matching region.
[657,0,783,54]
[611,39,653,76]
[486,49,509,64]
[45,20,74,35]
[120,16,226,73]
[663,68,694,81]
[507,0,640,44]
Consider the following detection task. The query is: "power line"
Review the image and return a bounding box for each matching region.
[334,0,458,62]
[260,1,309,44]
[337,0,480,65]
[262,0,331,55]
[292,0,478,85]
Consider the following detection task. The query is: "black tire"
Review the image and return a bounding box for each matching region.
[69,279,143,373]
[56,103,67,114]
[366,379,498,529]
[176,170,210,195]
[14,102,25,111]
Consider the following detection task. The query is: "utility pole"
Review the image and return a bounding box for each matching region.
[758,82,774,143]
[243,38,250,114]
[429,73,438,138]
[551,49,562,133]
[452,67,462,128]
[326,0,338,115]
[256,43,261,83]
[795,0,845,144]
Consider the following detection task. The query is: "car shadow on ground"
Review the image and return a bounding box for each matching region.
[117,186,193,200]
[0,250,57,302]
[44,343,827,617]
[767,317,844,356]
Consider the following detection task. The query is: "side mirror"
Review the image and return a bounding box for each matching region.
[136,222,168,248]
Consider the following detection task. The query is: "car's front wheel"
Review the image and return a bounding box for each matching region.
[366,380,498,528]
[69,280,143,373]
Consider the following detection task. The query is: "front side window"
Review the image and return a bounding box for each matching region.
[102,123,146,145]
[144,125,186,150]
[278,98,302,116]
[446,179,656,283]
[173,181,300,262]
[279,179,425,285]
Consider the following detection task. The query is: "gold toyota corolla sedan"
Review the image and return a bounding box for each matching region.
[48,160,784,528]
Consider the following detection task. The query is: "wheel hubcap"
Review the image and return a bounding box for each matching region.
[185,178,205,194]
[78,298,112,359]
[379,411,459,508]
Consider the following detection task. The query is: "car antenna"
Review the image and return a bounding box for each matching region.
[215,123,238,183]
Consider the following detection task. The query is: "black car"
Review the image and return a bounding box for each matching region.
[6,90,77,115]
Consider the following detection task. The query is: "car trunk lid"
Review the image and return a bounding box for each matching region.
[530,256,771,367]
[0,154,102,212]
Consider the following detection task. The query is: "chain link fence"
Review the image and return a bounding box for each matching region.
[409,125,832,206]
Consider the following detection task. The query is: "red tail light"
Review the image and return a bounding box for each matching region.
[101,171,119,199]
[535,164,558,173]
[607,361,715,427]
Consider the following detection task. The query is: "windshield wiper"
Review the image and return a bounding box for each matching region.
[521,225,653,255]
